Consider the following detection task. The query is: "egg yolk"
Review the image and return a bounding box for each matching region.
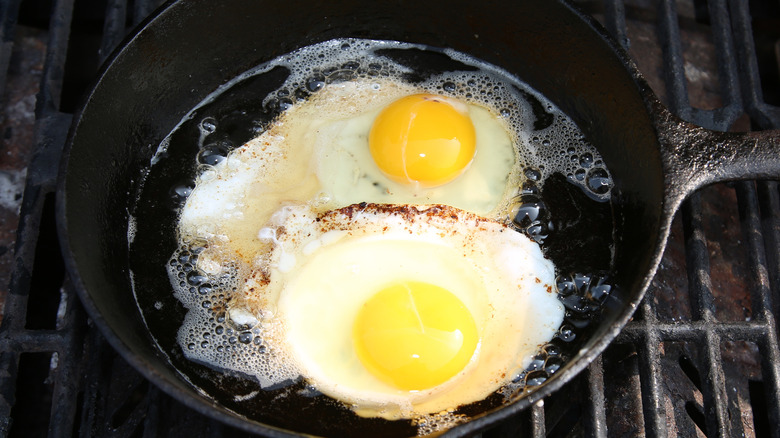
[369,94,477,188]
[352,281,479,391]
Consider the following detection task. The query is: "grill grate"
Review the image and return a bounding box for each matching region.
[0,0,779,437]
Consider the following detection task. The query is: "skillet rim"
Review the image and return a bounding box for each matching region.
[55,0,671,436]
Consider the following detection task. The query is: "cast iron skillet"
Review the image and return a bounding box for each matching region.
[56,0,780,436]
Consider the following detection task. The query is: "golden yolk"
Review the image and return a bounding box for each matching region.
[352,281,479,391]
[369,94,477,188]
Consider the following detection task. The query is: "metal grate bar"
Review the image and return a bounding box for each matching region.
[636,300,665,437]
[0,329,73,351]
[0,0,22,99]
[602,0,629,50]
[738,182,776,321]
[682,194,731,437]
[701,329,731,437]
[657,0,692,118]
[757,181,780,333]
[728,0,780,128]
[529,401,545,438]
[36,0,75,116]
[99,0,129,66]
[736,181,780,438]
[132,0,161,27]
[619,320,777,341]
[682,196,716,323]
[584,356,607,437]
[47,279,86,438]
[704,0,742,122]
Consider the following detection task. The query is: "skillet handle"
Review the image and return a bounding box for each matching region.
[653,103,780,206]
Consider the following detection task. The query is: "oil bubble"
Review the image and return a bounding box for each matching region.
[512,198,547,228]
[187,273,208,286]
[520,181,539,196]
[278,97,294,111]
[558,325,576,342]
[326,70,355,84]
[342,61,359,70]
[524,370,547,386]
[523,167,542,181]
[170,184,193,206]
[556,275,577,296]
[294,88,310,101]
[306,75,325,92]
[198,143,229,166]
[199,117,217,134]
[526,355,545,371]
[586,168,611,195]
[542,343,560,357]
[544,357,562,374]
[579,153,593,168]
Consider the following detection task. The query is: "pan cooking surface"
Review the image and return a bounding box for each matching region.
[128,38,619,436]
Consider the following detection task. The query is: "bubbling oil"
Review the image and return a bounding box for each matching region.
[131,38,618,436]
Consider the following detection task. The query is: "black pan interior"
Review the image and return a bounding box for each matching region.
[59,0,665,435]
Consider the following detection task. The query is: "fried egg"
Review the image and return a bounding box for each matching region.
[178,79,519,263]
[195,204,564,419]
